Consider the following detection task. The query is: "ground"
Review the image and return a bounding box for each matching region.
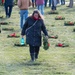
[0,1,75,75]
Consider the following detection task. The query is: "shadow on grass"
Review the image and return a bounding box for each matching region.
[0,72,5,75]
[0,18,7,20]
[22,60,42,66]
[59,6,75,13]
[3,60,42,73]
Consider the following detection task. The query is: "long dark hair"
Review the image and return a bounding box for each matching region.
[31,9,44,20]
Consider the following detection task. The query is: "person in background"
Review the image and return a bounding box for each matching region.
[21,9,48,62]
[57,0,60,4]
[4,0,14,18]
[32,0,35,8]
[51,0,57,11]
[45,0,52,7]
[17,0,32,29]
[36,0,44,15]
[61,0,65,5]
[67,0,73,8]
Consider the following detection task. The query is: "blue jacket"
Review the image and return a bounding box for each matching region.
[4,0,14,6]
[21,17,48,46]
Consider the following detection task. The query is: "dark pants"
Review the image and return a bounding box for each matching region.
[4,5,13,17]
[45,0,52,7]
[29,45,40,61]
[57,0,60,4]
[69,0,73,8]
[32,0,35,7]
[32,0,35,2]
[61,0,65,5]
[51,0,56,10]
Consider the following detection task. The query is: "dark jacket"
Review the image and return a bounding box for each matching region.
[4,0,14,6]
[21,17,48,46]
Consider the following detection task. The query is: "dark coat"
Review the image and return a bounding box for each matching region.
[4,0,14,6]
[21,17,48,46]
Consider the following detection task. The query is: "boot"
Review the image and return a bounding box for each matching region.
[30,53,35,61]
[35,53,38,60]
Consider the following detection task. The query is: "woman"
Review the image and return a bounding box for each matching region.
[17,0,32,29]
[21,9,48,61]
[4,0,14,18]
[36,0,44,15]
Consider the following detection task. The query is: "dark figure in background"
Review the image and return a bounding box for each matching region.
[21,9,48,62]
[67,0,73,8]
[51,0,57,11]
[45,0,52,7]
[4,0,14,18]
[61,0,65,5]
[32,0,35,8]
[57,0,60,4]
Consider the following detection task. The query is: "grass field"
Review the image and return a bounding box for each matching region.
[0,2,75,75]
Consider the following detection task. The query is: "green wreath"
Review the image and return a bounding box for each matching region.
[43,35,50,50]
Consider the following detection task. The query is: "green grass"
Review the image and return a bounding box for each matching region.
[0,3,75,75]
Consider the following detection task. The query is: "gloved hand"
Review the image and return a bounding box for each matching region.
[45,36,49,42]
[45,36,48,39]
[20,38,25,45]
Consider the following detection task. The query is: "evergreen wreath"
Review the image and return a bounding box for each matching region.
[43,34,50,50]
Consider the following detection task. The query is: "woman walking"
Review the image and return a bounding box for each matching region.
[21,9,48,61]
